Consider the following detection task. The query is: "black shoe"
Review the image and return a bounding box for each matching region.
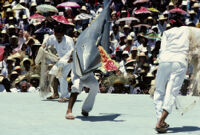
[81,110,89,117]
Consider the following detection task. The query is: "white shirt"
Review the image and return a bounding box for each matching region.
[159,26,190,66]
[45,35,74,58]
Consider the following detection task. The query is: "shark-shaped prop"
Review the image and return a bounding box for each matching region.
[73,0,111,77]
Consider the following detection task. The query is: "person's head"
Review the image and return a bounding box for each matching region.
[54,24,65,43]
[20,81,29,92]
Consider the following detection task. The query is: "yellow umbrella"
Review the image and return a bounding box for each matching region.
[12,3,26,10]
[148,8,160,13]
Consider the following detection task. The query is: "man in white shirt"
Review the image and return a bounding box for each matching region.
[44,24,74,102]
[153,20,198,133]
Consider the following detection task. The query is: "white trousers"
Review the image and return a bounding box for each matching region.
[49,62,71,98]
[71,72,99,113]
[154,62,187,120]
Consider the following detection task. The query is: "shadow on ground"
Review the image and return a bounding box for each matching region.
[168,126,200,133]
[42,99,82,102]
[76,113,125,122]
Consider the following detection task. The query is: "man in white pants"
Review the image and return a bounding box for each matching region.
[43,24,74,102]
[65,61,99,119]
[154,21,190,133]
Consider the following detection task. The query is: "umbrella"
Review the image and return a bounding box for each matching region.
[169,8,187,15]
[36,4,58,14]
[133,24,151,28]
[12,3,26,10]
[0,46,5,61]
[56,2,80,8]
[74,13,92,21]
[133,0,149,5]
[148,8,160,13]
[51,15,69,24]
[30,13,46,19]
[135,7,151,14]
[116,17,140,24]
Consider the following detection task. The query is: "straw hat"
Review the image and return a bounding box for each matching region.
[125,59,136,66]
[31,74,40,79]
[113,79,124,85]
[147,16,153,20]
[9,17,14,20]
[158,15,167,20]
[182,0,187,6]
[7,56,16,62]
[6,8,12,13]
[111,11,117,15]
[123,25,130,29]
[189,10,196,14]
[11,71,18,75]
[192,3,200,8]
[11,35,18,39]
[21,57,33,66]
[122,50,129,55]
[22,15,27,19]
[126,35,133,41]
[19,0,26,4]
[3,1,11,8]
[126,66,134,71]
[146,72,154,78]
[8,25,15,29]
[81,6,87,11]
[1,30,6,34]
[166,23,171,28]
[31,2,37,7]
[169,1,174,6]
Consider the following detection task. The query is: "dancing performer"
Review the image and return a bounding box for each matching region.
[43,22,74,102]
[65,0,111,119]
[154,19,200,133]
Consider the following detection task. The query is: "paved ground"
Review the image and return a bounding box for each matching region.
[0,93,200,135]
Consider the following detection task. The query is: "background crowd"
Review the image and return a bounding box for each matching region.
[0,0,199,95]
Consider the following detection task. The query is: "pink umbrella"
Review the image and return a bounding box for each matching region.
[133,0,149,5]
[135,7,151,14]
[0,46,5,61]
[133,24,151,28]
[30,13,46,19]
[56,2,80,8]
[51,15,69,24]
[169,8,187,15]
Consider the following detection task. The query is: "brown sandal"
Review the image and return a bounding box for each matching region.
[155,127,167,133]
[46,95,59,100]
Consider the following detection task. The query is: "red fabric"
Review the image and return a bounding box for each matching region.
[0,47,5,61]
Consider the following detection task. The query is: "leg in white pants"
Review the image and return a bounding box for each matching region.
[59,64,72,98]
[71,73,99,113]
[154,62,187,120]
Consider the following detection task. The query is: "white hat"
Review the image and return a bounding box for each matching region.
[126,35,133,41]
[182,0,187,6]
[81,6,87,11]
[20,0,25,3]
[122,51,129,55]
[192,3,200,8]
[169,2,174,6]
[158,15,167,20]
[22,15,27,19]
[31,2,37,7]
[189,10,196,14]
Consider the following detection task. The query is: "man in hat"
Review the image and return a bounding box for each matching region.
[43,23,74,102]
[153,20,198,133]
[157,15,167,35]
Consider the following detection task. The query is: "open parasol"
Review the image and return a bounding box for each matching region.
[116,17,140,24]
[51,15,69,24]
[135,7,151,14]
[36,4,58,14]
[169,8,187,15]
[30,13,46,19]
[56,2,80,8]
[0,46,4,61]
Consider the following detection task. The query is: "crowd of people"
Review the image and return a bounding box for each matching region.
[0,0,199,95]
